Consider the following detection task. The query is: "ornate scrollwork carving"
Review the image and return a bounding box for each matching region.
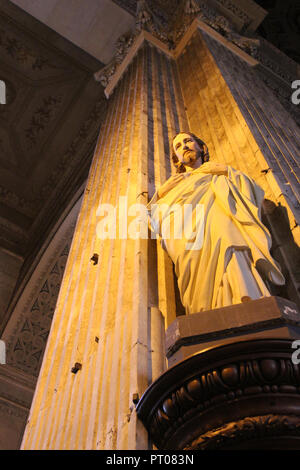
[96,0,296,104]
[185,414,300,450]
[137,339,300,449]
[95,0,169,87]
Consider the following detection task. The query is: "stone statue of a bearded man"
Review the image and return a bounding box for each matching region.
[148,132,285,315]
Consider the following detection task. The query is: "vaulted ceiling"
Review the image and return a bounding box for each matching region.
[0,1,113,268]
[0,1,143,271]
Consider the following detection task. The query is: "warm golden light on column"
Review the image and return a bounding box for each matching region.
[21,42,188,450]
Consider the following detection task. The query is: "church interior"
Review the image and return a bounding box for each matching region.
[0,0,299,450]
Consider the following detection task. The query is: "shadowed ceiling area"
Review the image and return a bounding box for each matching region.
[0,0,109,267]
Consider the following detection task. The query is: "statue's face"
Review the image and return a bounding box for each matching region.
[173,133,201,167]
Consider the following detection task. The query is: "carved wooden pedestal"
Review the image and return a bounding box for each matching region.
[136,297,300,449]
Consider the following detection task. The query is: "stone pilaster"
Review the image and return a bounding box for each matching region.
[21,40,187,450]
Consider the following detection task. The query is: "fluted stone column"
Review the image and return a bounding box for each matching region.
[21,40,187,450]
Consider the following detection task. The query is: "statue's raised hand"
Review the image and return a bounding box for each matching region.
[198,162,228,176]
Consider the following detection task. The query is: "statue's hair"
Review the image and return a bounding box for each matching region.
[171,132,209,173]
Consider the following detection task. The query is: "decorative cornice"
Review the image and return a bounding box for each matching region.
[96,11,259,98]
[111,0,266,33]
[95,0,295,101]
[94,31,140,88]
[102,30,172,97]
[136,0,169,42]
[213,0,267,33]
[173,17,259,64]
[171,1,260,57]
[255,37,299,85]
[111,0,137,16]
[94,0,172,88]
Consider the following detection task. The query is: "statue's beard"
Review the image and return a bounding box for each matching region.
[182,149,202,165]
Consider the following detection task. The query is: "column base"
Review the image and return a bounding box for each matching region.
[136,297,300,450]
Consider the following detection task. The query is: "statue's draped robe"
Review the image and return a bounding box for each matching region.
[148,166,285,314]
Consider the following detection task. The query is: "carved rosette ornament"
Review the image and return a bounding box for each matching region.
[136,339,300,449]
